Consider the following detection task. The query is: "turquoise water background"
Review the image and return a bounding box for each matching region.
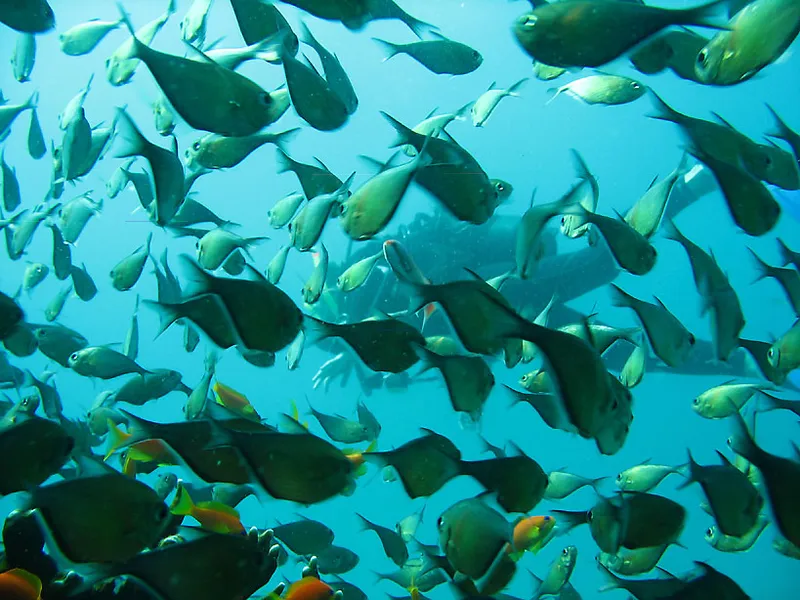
[1,0,799,597]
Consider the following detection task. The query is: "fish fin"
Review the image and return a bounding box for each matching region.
[372,38,402,61]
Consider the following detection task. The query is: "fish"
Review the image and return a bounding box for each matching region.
[68,346,148,379]
[12,33,36,82]
[696,0,800,85]
[616,461,684,492]
[111,232,153,291]
[300,22,358,115]
[269,193,305,229]
[114,108,184,226]
[60,17,123,56]
[548,74,646,106]
[303,244,329,305]
[170,481,244,534]
[769,319,800,373]
[0,568,42,600]
[692,380,773,418]
[610,284,696,367]
[624,155,689,239]
[534,546,578,599]
[471,78,527,127]
[106,0,177,86]
[337,251,383,292]
[340,149,428,241]
[373,34,483,75]
[729,411,800,547]
[0,0,54,33]
[186,128,297,170]
[276,149,347,200]
[282,52,349,132]
[513,0,727,68]
[118,5,287,137]
[681,450,763,537]
[289,175,354,251]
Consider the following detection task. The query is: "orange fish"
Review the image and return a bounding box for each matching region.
[508,514,556,560]
[0,568,42,600]
[269,576,336,600]
[214,381,262,421]
[170,482,244,535]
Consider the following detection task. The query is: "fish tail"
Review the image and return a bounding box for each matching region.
[647,90,682,123]
[113,109,147,159]
[273,127,301,152]
[660,218,686,244]
[141,299,181,337]
[608,283,633,309]
[676,450,698,490]
[104,419,131,460]
[169,482,196,516]
[372,37,402,61]
[597,562,624,592]
[545,86,562,105]
[507,77,529,96]
[570,148,593,182]
[777,238,794,266]
[380,111,417,149]
[727,410,764,466]
[766,105,794,144]
[275,147,298,174]
[677,0,729,29]
[25,90,39,111]
[747,247,773,283]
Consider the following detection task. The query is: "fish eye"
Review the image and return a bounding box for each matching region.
[437,516,444,528]
[260,93,273,106]
[697,49,707,66]
[544,515,552,521]
[496,182,505,192]
[631,82,641,90]
[522,15,537,28]
[562,548,570,556]
[692,397,700,405]
[688,333,696,345]
[521,374,528,382]
[69,352,79,362]
[706,527,714,537]
[615,473,623,481]
[193,141,201,151]
[560,216,567,225]
[587,510,593,522]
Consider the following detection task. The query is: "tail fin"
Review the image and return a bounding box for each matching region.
[372,38,402,61]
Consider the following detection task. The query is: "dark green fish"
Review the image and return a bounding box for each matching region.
[280,0,370,29]
[0,417,73,494]
[49,224,72,280]
[365,430,461,498]
[650,92,799,190]
[512,0,725,68]
[116,411,254,485]
[681,450,763,537]
[308,316,425,373]
[119,8,286,137]
[114,108,185,226]
[276,148,346,199]
[145,294,239,349]
[272,517,334,555]
[374,35,483,75]
[438,497,512,581]
[182,258,303,353]
[0,290,24,340]
[70,263,98,302]
[0,0,54,33]
[691,149,780,236]
[460,452,549,513]
[357,513,408,567]
[729,411,800,547]
[26,471,171,563]
[34,321,87,367]
[382,113,499,224]
[300,22,358,114]
[80,530,278,600]
[312,544,360,574]
[215,428,355,504]
[230,0,299,55]
[417,345,494,421]
[282,53,349,132]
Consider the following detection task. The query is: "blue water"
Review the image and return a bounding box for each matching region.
[1,0,799,598]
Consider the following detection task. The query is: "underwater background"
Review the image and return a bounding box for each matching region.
[1,0,799,598]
